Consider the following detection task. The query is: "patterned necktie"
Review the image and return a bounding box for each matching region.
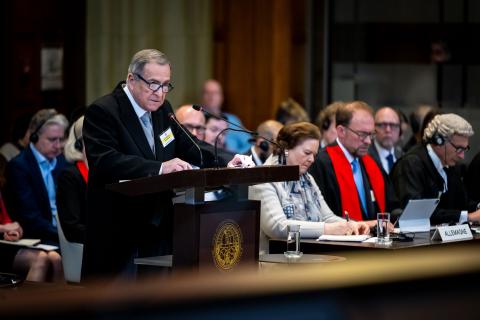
[352,158,367,216]
[140,112,155,153]
[386,152,394,173]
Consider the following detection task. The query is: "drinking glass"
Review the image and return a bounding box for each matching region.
[377,212,392,245]
[284,224,302,258]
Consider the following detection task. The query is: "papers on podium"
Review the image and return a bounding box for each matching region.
[398,198,440,233]
[317,234,371,242]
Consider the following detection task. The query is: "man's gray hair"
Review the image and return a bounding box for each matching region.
[29,108,69,135]
[423,113,474,142]
[127,49,171,76]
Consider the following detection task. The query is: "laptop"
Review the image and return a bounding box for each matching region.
[397,198,440,233]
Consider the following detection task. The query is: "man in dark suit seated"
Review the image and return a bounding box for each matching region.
[82,49,246,280]
[5,109,69,244]
[465,150,480,205]
[315,101,343,149]
[245,120,283,166]
[368,106,403,176]
[309,101,397,229]
[175,104,206,141]
[391,113,480,225]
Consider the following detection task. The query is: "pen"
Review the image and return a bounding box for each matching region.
[344,211,350,222]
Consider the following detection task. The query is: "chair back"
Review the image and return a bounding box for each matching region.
[55,215,83,283]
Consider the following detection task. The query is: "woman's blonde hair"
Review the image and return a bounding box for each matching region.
[64,116,85,163]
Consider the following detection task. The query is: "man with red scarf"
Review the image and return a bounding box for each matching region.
[309,101,398,228]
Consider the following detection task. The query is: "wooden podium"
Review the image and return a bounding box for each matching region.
[108,165,298,272]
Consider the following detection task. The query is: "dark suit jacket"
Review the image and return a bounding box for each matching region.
[309,144,398,220]
[5,146,67,243]
[83,82,226,278]
[465,151,480,204]
[391,144,475,225]
[368,142,403,176]
[56,164,87,243]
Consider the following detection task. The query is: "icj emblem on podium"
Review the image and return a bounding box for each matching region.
[212,220,243,271]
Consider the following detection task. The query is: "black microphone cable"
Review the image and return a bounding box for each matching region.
[213,127,249,169]
[168,113,204,168]
[193,104,287,165]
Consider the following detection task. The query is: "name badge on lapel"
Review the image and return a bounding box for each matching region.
[160,127,175,147]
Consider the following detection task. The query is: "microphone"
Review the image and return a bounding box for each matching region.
[192,104,287,165]
[213,127,252,169]
[168,113,203,167]
[192,104,255,134]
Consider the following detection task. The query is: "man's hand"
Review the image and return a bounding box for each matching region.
[161,158,192,174]
[468,209,480,222]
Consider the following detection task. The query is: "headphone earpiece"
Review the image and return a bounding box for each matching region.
[29,132,39,143]
[322,118,331,131]
[430,132,445,146]
[259,140,269,152]
[74,137,83,152]
[29,111,58,143]
[72,121,83,152]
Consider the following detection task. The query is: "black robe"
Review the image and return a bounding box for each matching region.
[391,144,475,225]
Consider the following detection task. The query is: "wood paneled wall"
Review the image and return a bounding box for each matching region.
[213,0,306,131]
[0,0,85,144]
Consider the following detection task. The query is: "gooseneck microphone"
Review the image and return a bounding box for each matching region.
[168,113,204,168]
[213,127,253,168]
[192,104,252,133]
[192,104,286,165]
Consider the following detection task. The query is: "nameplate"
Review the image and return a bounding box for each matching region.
[431,224,473,242]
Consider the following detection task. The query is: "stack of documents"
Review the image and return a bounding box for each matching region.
[0,239,58,251]
[317,235,371,242]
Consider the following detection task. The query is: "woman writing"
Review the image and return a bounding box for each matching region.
[249,122,369,254]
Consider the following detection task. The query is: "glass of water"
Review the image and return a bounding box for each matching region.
[377,212,392,245]
[284,224,302,258]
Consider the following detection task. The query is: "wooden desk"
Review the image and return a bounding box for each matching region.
[259,253,345,264]
[269,231,480,254]
[135,255,173,268]
[3,244,480,319]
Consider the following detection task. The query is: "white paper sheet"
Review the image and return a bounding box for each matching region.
[317,235,371,242]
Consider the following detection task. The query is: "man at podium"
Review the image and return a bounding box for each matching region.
[82,49,246,280]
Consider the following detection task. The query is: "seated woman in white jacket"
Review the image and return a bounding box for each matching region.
[249,122,370,254]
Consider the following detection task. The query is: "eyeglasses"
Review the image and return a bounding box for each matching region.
[134,73,174,93]
[344,126,376,141]
[375,122,400,130]
[448,140,470,154]
[184,124,206,134]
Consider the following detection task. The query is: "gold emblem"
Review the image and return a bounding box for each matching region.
[212,220,243,271]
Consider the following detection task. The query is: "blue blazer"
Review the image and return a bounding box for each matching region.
[5,145,67,243]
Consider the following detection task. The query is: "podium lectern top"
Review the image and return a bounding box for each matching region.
[107,165,299,196]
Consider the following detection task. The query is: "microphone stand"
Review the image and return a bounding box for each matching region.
[193,105,287,166]
[168,113,204,168]
[214,127,249,169]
